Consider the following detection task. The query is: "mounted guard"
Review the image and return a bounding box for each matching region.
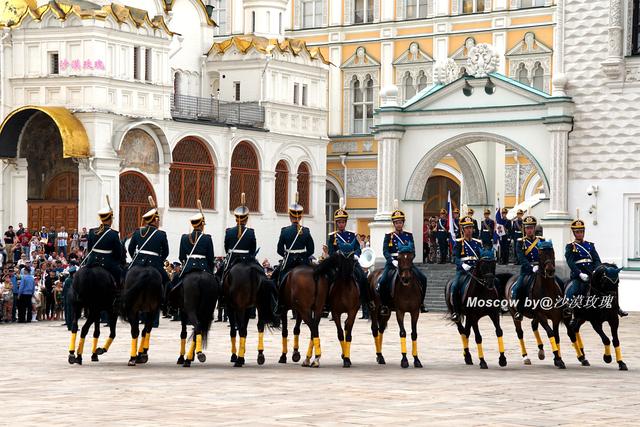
[511,215,543,320]
[449,216,484,322]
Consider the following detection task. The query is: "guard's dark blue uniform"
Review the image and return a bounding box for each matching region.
[470,218,479,239]
[224,226,257,266]
[512,236,545,303]
[511,218,524,264]
[327,230,369,302]
[451,237,484,311]
[179,231,215,275]
[127,225,170,283]
[276,224,315,283]
[565,240,601,300]
[378,231,427,304]
[480,218,495,248]
[85,226,125,284]
[498,219,511,264]
[436,217,449,263]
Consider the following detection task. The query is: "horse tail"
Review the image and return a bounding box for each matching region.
[198,272,216,349]
[254,266,280,330]
[121,267,151,321]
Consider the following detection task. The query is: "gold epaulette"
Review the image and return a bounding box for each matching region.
[473,238,482,243]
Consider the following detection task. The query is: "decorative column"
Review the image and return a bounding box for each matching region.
[601,0,625,80]
[77,158,120,231]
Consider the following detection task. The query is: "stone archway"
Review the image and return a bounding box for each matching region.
[119,171,156,238]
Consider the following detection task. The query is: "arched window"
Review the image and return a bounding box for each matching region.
[275,160,289,214]
[532,62,544,91]
[416,70,428,92]
[296,162,311,214]
[404,72,416,100]
[119,171,156,238]
[517,63,530,86]
[169,138,215,209]
[325,182,339,235]
[230,141,260,211]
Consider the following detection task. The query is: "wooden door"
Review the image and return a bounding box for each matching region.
[119,171,156,238]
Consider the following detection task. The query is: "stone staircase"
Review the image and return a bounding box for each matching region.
[416,263,521,312]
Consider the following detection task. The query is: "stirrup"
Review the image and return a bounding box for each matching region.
[451,311,460,321]
[514,311,524,321]
[379,305,390,316]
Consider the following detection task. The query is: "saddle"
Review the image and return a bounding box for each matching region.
[376,268,398,298]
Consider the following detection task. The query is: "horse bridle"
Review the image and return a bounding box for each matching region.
[468,258,496,288]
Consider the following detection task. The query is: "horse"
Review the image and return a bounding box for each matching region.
[279,264,329,367]
[223,260,279,367]
[168,270,219,367]
[122,266,163,366]
[67,266,118,365]
[368,250,423,368]
[504,241,567,369]
[445,248,506,369]
[314,243,361,368]
[563,263,627,370]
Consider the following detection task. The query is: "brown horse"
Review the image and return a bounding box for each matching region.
[314,248,361,368]
[279,265,328,367]
[368,251,423,368]
[505,241,567,369]
[445,249,506,369]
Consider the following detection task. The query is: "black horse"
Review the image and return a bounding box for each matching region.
[223,260,279,367]
[169,270,219,367]
[445,248,506,369]
[564,263,627,370]
[122,266,163,366]
[67,266,118,365]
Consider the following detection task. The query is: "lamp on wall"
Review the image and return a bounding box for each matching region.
[462,80,473,97]
[586,184,599,225]
[485,77,496,95]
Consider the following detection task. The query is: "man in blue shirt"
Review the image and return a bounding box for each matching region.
[17,268,35,323]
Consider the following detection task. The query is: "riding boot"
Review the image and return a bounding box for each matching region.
[420,282,428,313]
[514,295,525,321]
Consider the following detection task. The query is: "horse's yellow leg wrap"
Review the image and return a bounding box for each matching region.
[282,337,288,354]
[77,338,86,355]
[534,330,543,347]
[130,338,138,358]
[294,335,300,350]
[615,346,622,362]
[549,336,559,353]
[144,332,151,350]
[340,340,346,355]
[344,341,351,358]
[572,341,583,357]
[604,344,611,357]
[102,337,113,351]
[400,337,407,354]
[180,338,186,356]
[231,336,237,355]
[379,333,384,352]
[498,336,505,353]
[460,334,469,353]
[477,343,484,359]
[138,335,145,353]
[374,334,382,353]
[92,337,98,354]
[239,337,247,358]
[69,332,77,353]
[412,340,418,357]
[313,337,321,357]
[519,338,527,356]
[258,332,264,352]
[196,334,203,354]
[187,340,195,360]
[576,332,584,350]
[306,339,314,358]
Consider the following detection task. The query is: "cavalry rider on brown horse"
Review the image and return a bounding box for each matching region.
[511,215,544,320]
[376,206,427,316]
[450,216,484,322]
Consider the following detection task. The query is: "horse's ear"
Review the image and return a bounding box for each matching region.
[617,267,623,273]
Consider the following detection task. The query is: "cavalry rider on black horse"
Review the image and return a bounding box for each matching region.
[511,215,544,320]
[564,214,627,324]
[273,193,315,289]
[450,216,484,321]
[83,196,125,288]
[127,197,170,288]
[376,202,428,316]
[223,192,279,318]
[326,200,370,308]
[177,201,215,286]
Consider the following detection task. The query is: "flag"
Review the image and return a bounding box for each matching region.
[494,198,506,244]
[447,191,456,243]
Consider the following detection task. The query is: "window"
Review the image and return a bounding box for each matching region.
[326,184,339,235]
[230,142,260,212]
[461,0,484,14]
[403,72,416,100]
[133,47,140,80]
[145,48,152,82]
[119,172,156,238]
[633,0,640,55]
[517,63,529,85]
[355,0,374,23]
[302,0,323,28]
[520,0,544,7]
[274,160,289,213]
[296,162,311,214]
[212,0,227,35]
[252,11,256,33]
[293,83,299,104]
[406,0,427,19]
[234,81,241,101]
[302,84,308,106]
[279,12,282,33]
[416,71,428,92]
[169,138,215,209]
[532,62,544,90]
[49,52,59,75]
[267,11,271,33]
[351,75,374,134]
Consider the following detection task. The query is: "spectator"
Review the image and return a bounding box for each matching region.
[45,227,56,256]
[56,226,69,257]
[11,268,18,322]
[44,270,56,320]
[19,228,31,256]
[16,223,25,237]
[79,227,88,251]
[2,274,13,322]
[12,244,21,263]
[70,229,79,253]
[53,279,64,321]
[17,268,35,323]
[4,226,15,260]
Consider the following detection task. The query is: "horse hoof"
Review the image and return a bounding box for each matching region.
[91,354,99,362]
[619,361,628,371]
[257,353,265,365]
[128,358,136,366]
[464,351,473,365]
[603,354,612,364]
[498,354,507,367]
[581,359,591,367]
[197,352,206,363]
[413,357,423,368]
[343,358,352,368]
[554,358,566,369]
[68,354,76,365]
[401,357,409,369]
[136,353,148,364]
[278,354,287,364]
[183,360,191,368]
[311,358,320,368]
[376,354,386,365]
[96,348,105,356]
[301,358,311,367]
[538,349,545,360]
[292,351,301,363]
[177,355,185,365]
[230,354,238,363]
[479,359,488,369]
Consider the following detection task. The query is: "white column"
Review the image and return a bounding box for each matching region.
[8,158,28,229]
[329,0,342,25]
[262,170,276,216]
[381,0,394,21]
[404,200,424,263]
[215,166,229,250]
[435,0,448,15]
[380,41,394,87]
[601,0,625,80]
[328,45,342,135]
[493,0,507,10]
[493,32,506,74]
[78,158,120,231]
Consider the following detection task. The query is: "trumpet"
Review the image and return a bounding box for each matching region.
[359,247,376,271]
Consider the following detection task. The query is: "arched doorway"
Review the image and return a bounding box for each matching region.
[119,171,156,238]
[229,141,260,211]
[422,175,460,219]
[325,182,340,235]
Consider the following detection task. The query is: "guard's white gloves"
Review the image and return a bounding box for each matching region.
[462,263,471,272]
[392,260,398,268]
[532,265,539,273]
[580,273,589,282]
[354,255,359,260]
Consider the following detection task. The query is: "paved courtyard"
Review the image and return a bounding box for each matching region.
[2,312,639,426]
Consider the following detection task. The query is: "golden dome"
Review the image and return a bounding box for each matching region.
[0,0,36,26]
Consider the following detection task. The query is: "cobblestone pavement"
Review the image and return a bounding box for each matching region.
[2,312,639,426]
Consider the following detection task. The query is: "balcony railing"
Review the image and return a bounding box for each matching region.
[170,94,265,129]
